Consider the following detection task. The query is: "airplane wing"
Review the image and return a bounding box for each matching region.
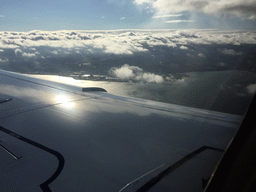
[0,69,244,192]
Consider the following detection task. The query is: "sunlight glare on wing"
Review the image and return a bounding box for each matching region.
[55,95,75,108]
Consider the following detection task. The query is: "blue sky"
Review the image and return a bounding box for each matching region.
[1,0,256,31]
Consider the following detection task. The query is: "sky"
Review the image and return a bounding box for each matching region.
[1,0,256,31]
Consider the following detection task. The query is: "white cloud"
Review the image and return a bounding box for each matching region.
[0,58,8,62]
[134,0,209,15]
[110,64,164,83]
[120,17,125,20]
[220,48,242,55]
[0,15,5,17]
[22,52,38,58]
[180,46,188,49]
[134,0,256,20]
[204,0,256,20]
[166,20,194,23]
[14,48,39,58]
[52,50,58,54]
[165,74,188,84]
[153,14,183,18]
[0,29,255,56]
[15,48,23,55]
[141,73,164,83]
[247,84,256,95]
[198,53,205,57]
[0,49,4,52]
[112,64,138,79]
[219,62,226,66]
[0,40,19,49]
[134,0,153,5]
[248,15,256,20]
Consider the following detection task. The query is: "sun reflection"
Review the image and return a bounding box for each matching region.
[55,95,75,108]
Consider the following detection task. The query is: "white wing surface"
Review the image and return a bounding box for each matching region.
[0,70,243,192]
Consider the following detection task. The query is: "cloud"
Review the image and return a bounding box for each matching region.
[180,46,188,49]
[0,15,5,17]
[22,52,39,58]
[219,83,249,97]
[120,17,125,20]
[0,29,256,54]
[247,84,256,95]
[52,50,58,54]
[0,58,9,62]
[0,30,151,54]
[198,53,205,57]
[111,64,140,79]
[110,64,164,83]
[204,0,256,20]
[153,14,183,18]
[0,49,4,52]
[14,48,23,55]
[0,29,255,58]
[141,73,164,83]
[134,0,209,14]
[219,48,242,55]
[165,74,189,84]
[133,0,153,5]
[0,40,19,49]
[14,48,39,58]
[166,20,194,23]
[219,62,226,66]
[134,0,256,20]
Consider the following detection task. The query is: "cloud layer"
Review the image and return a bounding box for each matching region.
[1,29,256,53]
[0,29,255,80]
